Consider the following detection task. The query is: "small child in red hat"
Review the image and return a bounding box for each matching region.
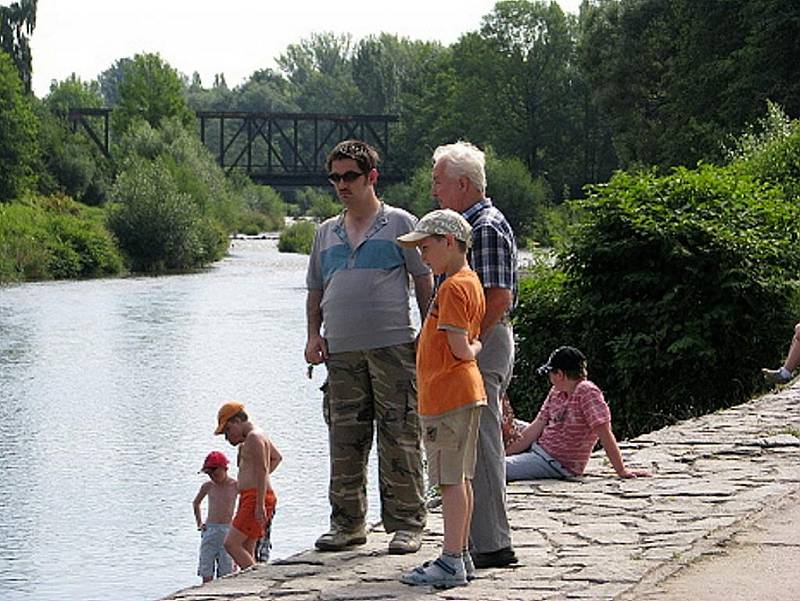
[192,450,238,583]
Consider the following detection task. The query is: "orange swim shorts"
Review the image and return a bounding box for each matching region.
[232,488,277,540]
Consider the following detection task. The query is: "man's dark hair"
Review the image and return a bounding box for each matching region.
[326,139,380,173]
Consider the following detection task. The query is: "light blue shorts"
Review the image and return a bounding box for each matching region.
[198,523,233,579]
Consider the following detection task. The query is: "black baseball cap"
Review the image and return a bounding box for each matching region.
[536,346,587,376]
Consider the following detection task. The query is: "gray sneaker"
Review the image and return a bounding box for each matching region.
[314,527,367,551]
[400,556,467,589]
[762,368,792,384]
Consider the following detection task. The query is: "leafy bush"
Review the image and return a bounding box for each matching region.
[384,164,436,217]
[728,102,800,203]
[114,119,282,254]
[0,196,123,282]
[117,118,229,212]
[508,263,574,420]
[295,187,340,221]
[510,164,800,438]
[278,220,316,254]
[34,100,112,205]
[239,183,285,231]
[485,153,550,243]
[530,200,582,251]
[108,158,227,271]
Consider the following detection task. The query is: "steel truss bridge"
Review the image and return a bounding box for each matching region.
[67,108,401,186]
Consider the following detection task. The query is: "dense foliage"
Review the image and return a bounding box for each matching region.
[278,220,316,254]
[111,53,195,136]
[35,75,110,204]
[173,0,799,210]
[108,157,225,272]
[509,122,800,437]
[579,0,800,170]
[0,195,123,281]
[0,51,37,201]
[107,118,236,271]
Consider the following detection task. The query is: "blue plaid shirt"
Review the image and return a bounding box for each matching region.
[434,198,518,314]
[463,198,518,311]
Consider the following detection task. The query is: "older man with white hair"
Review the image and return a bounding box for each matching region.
[430,141,519,569]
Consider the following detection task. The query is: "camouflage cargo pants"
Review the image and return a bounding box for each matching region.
[323,342,426,534]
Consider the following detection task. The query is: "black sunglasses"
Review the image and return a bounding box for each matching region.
[328,170,366,184]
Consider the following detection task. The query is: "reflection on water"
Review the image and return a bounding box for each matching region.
[0,240,384,601]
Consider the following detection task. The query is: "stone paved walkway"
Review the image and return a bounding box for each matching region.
[165,384,800,601]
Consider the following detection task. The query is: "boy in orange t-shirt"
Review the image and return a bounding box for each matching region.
[397,209,486,588]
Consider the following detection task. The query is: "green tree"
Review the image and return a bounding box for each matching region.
[728,101,800,203]
[352,34,447,114]
[384,163,436,217]
[97,57,132,106]
[486,152,550,242]
[231,68,297,112]
[35,98,110,204]
[39,74,109,203]
[578,0,800,170]
[448,1,580,199]
[0,0,36,92]
[0,50,38,201]
[112,53,194,136]
[44,73,103,114]
[578,0,670,168]
[276,32,360,112]
[391,47,460,175]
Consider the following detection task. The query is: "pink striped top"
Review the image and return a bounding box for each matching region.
[536,380,611,476]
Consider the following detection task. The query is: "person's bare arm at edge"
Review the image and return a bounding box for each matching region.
[413,273,434,318]
[480,287,513,339]
[594,422,651,478]
[192,482,211,530]
[267,439,282,473]
[305,288,327,364]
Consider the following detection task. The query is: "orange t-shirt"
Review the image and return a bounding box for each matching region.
[417,268,486,416]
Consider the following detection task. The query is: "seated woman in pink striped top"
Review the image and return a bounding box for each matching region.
[505,346,650,481]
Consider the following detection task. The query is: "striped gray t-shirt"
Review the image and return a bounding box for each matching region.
[306,203,430,354]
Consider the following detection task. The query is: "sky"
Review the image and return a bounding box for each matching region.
[29,0,582,99]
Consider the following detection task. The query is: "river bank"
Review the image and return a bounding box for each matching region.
[165,382,800,600]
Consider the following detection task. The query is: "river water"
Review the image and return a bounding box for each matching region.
[0,240,387,601]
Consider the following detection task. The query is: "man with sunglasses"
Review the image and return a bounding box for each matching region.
[305,139,433,555]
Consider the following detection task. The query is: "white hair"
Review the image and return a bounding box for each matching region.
[432,141,486,195]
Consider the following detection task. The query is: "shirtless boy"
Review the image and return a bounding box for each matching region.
[215,401,282,569]
[192,450,238,582]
